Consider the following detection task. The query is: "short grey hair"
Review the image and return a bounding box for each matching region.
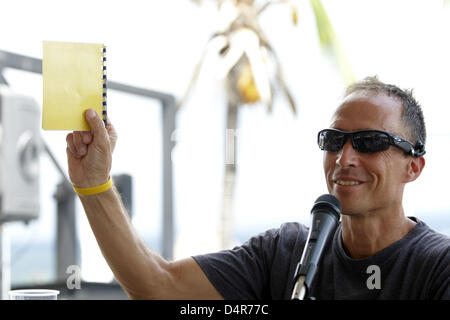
[344,76,426,146]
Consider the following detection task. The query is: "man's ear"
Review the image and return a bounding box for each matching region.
[404,156,425,183]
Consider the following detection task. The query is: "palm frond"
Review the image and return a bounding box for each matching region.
[310,0,355,85]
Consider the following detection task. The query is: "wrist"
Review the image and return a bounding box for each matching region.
[73,176,113,196]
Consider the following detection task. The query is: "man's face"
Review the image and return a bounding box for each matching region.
[323,91,412,216]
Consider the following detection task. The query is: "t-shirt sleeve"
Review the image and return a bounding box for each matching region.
[192,227,280,299]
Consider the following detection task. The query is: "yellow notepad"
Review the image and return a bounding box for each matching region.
[42,41,107,131]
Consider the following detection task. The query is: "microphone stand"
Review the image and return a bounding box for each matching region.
[291,274,307,300]
[291,268,316,300]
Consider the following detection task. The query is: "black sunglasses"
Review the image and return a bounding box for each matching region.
[318,129,425,157]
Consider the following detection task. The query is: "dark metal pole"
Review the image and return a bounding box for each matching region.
[54,181,78,282]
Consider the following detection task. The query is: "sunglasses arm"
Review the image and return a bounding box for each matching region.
[393,138,426,157]
[412,141,426,157]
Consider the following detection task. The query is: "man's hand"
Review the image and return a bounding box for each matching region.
[66,109,117,188]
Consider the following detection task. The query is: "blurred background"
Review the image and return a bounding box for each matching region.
[0,0,449,299]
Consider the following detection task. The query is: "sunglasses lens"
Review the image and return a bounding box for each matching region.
[319,130,345,152]
[353,132,390,153]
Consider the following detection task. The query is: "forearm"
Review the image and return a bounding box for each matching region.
[78,184,170,299]
[66,111,221,299]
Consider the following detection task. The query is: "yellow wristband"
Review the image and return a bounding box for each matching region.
[73,177,112,196]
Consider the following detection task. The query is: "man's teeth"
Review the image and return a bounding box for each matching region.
[336,180,361,186]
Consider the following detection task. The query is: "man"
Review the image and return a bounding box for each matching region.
[66,76,449,299]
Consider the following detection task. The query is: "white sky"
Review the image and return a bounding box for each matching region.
[1,0,450,283]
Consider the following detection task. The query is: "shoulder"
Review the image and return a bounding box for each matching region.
[240,222,309,251]
[263,222,310,260]
[406,218,450,295]
[413,220,450,299]
[278,222,310,244]
[232,222,310,265]
[408,217,450,258]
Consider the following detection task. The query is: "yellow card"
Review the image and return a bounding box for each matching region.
[42,41,106,131]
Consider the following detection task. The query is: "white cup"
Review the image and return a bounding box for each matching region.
[9,289,60,300]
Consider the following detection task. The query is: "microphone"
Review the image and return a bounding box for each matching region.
[291,194,341,300]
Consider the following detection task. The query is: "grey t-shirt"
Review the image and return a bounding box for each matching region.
[193,217,450,299]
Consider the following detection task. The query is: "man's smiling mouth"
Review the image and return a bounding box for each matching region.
[335,180,362,186]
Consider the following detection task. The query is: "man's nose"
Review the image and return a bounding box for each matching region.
[336,139,359,167]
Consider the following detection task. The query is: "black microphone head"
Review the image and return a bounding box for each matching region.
[311,194,342,220]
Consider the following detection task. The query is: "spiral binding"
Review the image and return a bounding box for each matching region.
[101,45,107,127]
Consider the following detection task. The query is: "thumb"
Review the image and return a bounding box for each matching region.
[85,109,107,137]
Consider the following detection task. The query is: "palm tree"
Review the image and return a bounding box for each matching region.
[178,0,354,249]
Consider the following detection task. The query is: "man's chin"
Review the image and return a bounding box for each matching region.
[327,189,367,215]
[334,197,364,216]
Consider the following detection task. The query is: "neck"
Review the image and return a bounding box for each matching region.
[341,207,416,259]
